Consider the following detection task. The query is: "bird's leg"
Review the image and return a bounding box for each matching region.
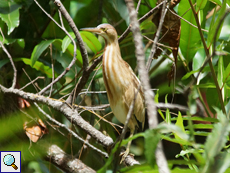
[120,131,134,163]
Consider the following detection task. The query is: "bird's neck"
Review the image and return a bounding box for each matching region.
[104,40,122,61]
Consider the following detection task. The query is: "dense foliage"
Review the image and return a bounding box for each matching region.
[0,0,230,172]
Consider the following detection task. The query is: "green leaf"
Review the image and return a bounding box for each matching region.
[207,0,226,46]
[178,0,201,61]
[223,63,230,86]
[0,59,9,69]
[186,124,213,129]
[206,151,230,173]
[16,58,54,78]
[144,129,160,167]
[80,31,102,54]
[203,109,230,166]
[217,56,224,88]
[0,1,22,35]
[197,0,208,10]
[31,40,55,67]
[209,0,223,6]
[108,0,130,25]
[176,148,205,165]
[62,32,76,52]
[157,123,190,142]
[175,112,185,140]
[182,69,199,80]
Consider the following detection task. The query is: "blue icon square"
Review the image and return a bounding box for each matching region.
[0,151,21,173]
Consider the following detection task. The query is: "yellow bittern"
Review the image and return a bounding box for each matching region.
[81,24,145,162]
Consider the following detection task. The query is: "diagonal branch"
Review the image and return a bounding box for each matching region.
[188,0,226,115]
[34,102,108,157]
[47,144,96,173]
[33,0,77,95]
[0,85,139,166]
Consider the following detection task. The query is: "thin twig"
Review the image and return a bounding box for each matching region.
[125,0,170,172]
[146,0,168,71]
[22,68,40,92]
[20,76,45,90]
[143,35,174,49]
[79,64,102,105]
[34,102,109,158]
[188,0,226,115]
[0,41,17,88]
[119,1,164,43]
[53,0,88,70]
[167,8,208,32]
[33,0,77,96]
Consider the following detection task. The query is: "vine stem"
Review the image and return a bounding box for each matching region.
[188,0,226,115]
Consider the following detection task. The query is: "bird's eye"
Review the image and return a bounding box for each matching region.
[102,28,108,32]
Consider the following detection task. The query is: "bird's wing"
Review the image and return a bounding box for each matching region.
[123,62,145,129]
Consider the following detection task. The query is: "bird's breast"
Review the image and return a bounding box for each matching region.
[102,44,131,97]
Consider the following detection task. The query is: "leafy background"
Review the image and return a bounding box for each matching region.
[0,0,230,172]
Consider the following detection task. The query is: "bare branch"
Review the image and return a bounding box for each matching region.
[52,0,88,70]
[0,85,140,166]
[125,0,170,172]
[146,0,168,71]
[0,41,17,89]
[34,102,108,158]
[33,0,77,96]
[47,144,96,173]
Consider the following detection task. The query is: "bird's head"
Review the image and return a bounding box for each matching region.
[81,24,118,44]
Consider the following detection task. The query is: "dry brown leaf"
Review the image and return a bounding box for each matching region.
[152,0,181,86]
[152,1,181,62]
[24,119,48,143]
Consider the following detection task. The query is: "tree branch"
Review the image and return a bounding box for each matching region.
[46,144,96,173]
[0,41,17,89]
[125,0,170,172]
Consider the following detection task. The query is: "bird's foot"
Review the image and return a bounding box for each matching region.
[119,149,134,164]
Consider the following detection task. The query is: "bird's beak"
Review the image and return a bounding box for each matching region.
[80,27,101,34]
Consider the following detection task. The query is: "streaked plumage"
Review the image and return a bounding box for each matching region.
[81,24,145,162]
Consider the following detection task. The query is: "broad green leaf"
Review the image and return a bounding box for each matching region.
[0,1,22,35]
[62,32,76,52]
[31,40,55,67]
[80,31,102,54]
[178,0,201,61]
[197,0,208,10]
[227,0,230,6]
[52,39,83,67]
[209,0,223,6]
[144,129,160,167]
[17,58,54,78]
[0,59,9,69]
[193,49,206,71]
[207,0,226,46]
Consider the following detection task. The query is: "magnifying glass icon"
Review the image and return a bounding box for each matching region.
[3,154,18,170]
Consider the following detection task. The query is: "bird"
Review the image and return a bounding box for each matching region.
[81,24,145,163]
